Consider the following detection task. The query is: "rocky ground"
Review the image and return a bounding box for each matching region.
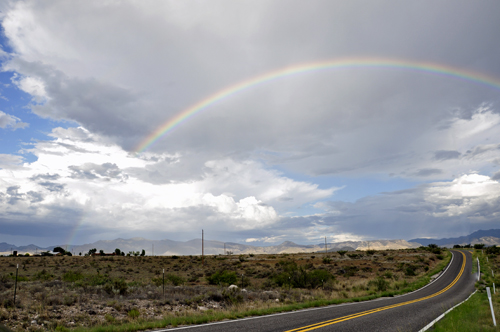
[0,248,445,331]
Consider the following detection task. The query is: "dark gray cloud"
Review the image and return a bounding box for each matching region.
[464,144,500,158]
[30,173,61,181]
[69,163,126,181]
[38,182,65,192]
[27,191,44,203]
[434,150,461,161]
[413,169,443,177]
[492,171,500,181]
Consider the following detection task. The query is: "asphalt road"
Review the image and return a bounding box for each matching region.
[158,250,476,332]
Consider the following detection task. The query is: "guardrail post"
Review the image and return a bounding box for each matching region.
[487,287,497,327]
[477,257,480,281]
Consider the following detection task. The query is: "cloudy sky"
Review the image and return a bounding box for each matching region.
[1,1,500,247]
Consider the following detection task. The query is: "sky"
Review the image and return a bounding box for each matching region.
[1,1,500,247]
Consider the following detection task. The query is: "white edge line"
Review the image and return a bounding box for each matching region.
[418,289,477,332]
[155,251,456,331]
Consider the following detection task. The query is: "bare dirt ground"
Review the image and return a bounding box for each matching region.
[0,248,445,331]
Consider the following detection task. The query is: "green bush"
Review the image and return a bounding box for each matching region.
[308,269,333,288]
[368,276,389,292]
[206,270,238,285]
[273,261,334,289]
[322,256,332,264]
[62,270,84,282]
[33,269,53,281]
[405,265,417,276]
[113,278,128,294]
[166,274,185,286]
[128,309,140,319]
[485,245,499,256]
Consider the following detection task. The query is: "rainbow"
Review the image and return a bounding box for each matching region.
[135,57,500,152]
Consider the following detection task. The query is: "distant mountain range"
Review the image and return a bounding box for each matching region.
[2,229,498,256]
[0,238,419,256]
[409,229,500,248]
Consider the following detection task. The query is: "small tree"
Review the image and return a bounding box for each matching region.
[115,248,122,256]
[99,249,104,255]
[88,248,97,255]
[53,247,65,254]
[140,249,146,256]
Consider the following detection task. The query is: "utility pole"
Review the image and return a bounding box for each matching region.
[325,237,327,254]
[152,243,154,257]
[224,243,226,255]
[202,229,204,266]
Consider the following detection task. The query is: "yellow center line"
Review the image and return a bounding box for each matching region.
[285,251,466,332]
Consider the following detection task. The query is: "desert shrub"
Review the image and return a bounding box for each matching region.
[128,309,140,319]
[188,275,199,283]
[322,256,332,264]
[238,255,246,262]
[337,250,347,257]
[105,313,116,323]
[221,288,244,304]
[166,274,184,286]
[33,269,53,281]
[405,265,417,276]
[206,270,238,285]
[113,278,128,294]
[340,266,359,277]
[63,296,76,306]
[274,261,333,289]
[2,298,15,309]
[62,270,84,282]
[366,250,376,255]
[486,246,500,256]
[368,276,389,292]
[47,295,63,306]
[347,253,362,259]
[151,276,163,287]
[308,269,333,288]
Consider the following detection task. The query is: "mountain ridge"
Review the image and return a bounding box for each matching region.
[409,229,500,247]
[3,229,498,256]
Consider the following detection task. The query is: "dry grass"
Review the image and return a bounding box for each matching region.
[0,248,447,331]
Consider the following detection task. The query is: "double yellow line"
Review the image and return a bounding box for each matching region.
[285,251,466,332]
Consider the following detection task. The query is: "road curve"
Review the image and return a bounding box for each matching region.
[157,250,476,332]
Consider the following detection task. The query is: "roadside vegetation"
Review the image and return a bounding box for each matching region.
[431,246,499,331]
[0,247,450,332]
